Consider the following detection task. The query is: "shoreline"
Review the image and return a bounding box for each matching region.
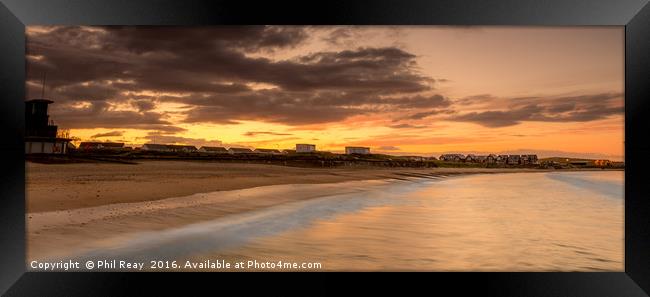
[27,179,396,261]
[26,160,618,213]
[26,163,620,261]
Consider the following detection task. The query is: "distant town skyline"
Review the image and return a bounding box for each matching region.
[26,26,624,160]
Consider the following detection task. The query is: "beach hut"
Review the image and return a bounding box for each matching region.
[166,145,198,153]
[228,147,254,154]
[79,142,124,151]
[199,146,229,154]
[254,148,283,155]
[141,143,171,152]
[345,146,370,155]
[296,144,316,153]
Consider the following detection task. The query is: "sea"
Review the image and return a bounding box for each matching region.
[66,170,624,271]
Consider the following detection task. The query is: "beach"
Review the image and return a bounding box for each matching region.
[26,161,622,271]
[26,161,540,259]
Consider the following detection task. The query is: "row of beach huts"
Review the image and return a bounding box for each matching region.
[77,142,373,155]
[77,141,539,164]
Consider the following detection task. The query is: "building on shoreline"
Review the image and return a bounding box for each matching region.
[507,155,521,165]
[254,148,283,155]
[439,154,465,162]
[228,147,254,154]
[141,143,170,152]
[345,146,370,155]
[167,145,197,153]
[79,142,124,151]
[521,154,539,165]
[440,153,539,165]
[25,99,71,154]
[296,144,316,153]
[141,144,197,153]
[199,146,229,154]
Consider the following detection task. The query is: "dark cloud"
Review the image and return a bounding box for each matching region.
[26,26,622,134]
[131,99,156,112]
[139,134,223,147]
[244,131,293,137]
[455,94,496,105]
[26,26,437,128]
[102,26,309,54]
[184,104,361,125]
[49,101,186,132]
[90,130,124,138]
[177,90,451,125]
[453,108,536,127]
[451,93,623,127]
[403,108,456,120]
[322,27,361,46]
[388,123,427,129]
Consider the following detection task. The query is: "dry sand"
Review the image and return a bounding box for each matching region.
[26,160,542,213]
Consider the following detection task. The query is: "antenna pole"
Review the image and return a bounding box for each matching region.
[41,71,47,98]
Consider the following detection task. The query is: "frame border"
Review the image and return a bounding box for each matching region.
[1,0,649,296]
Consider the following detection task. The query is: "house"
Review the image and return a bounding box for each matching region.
[507,155,521,165]
[520,154,538,165]
[254,148,282,154]
[25,99,71,154]
[464,154,477,162]
[345,146,370,155]
[486,154,497,164]
[199,146,229,154]
[526,154,538,164]
[475,155,488,163]
[167,145,198,153]
[439,154,465,162]
[140,144,196,153]
[296,144,316,153]
[228,147,254,154]
[496,155,509,164]
[79,142,124,151]
[141,143,171,152]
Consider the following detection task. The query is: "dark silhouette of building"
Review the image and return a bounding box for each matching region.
[25,99,71,154]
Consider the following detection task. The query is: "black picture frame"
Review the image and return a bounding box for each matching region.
[1,0,649,296]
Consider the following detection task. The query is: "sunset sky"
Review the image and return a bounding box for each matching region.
[25,26,624,160]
